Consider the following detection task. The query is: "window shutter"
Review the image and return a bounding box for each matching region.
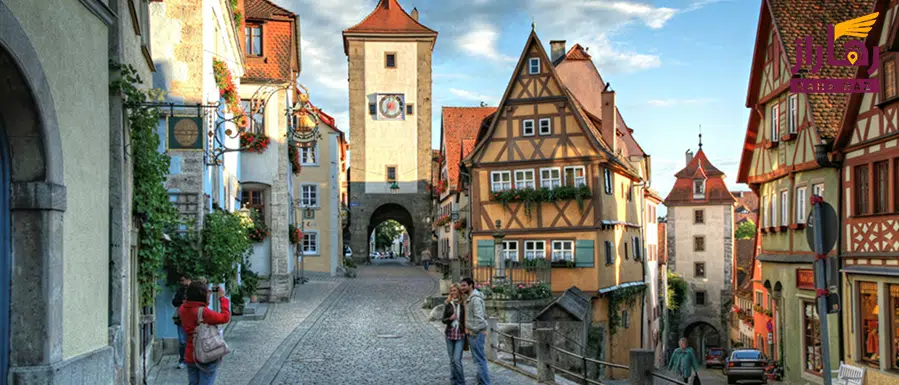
[477,240,494,266]
[575,240,595,267]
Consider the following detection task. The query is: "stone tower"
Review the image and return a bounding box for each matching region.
[343,0,437,263]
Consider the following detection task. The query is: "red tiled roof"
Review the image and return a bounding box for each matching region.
[735,238,757,294]
[664,149,735,206]
[461,139,476,159]
[764,0,876,138]
[732,190,759,224]
[675,149,724,178]
[442,107,496,190]
[245,0,292,19]
[343,0,437,35]
[564,44,592,61]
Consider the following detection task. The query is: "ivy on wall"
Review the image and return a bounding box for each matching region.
[111,63,180,307]
[491,185,592,217]
[608,286,644,336]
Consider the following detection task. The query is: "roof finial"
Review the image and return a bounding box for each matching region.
[531,17,536,31]
[698,124,703,150]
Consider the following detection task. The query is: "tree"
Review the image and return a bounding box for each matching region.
[735,220,756,240]
[374,219,404,249]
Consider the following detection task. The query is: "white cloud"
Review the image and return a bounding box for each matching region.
[646,98,716,107]
[580,2,678,29]
[456,21,517,63]
[449,88,496,104]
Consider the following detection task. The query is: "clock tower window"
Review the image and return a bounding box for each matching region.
[407,104,414,115]
[385,52,396,68]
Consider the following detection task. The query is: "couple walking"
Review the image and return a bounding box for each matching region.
[442,277,491,385]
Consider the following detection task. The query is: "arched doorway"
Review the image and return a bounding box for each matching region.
[366,203,415,263]
[684,322,721,359]
[0,96,9,381]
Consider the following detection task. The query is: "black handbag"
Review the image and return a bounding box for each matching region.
[691,373,702,385]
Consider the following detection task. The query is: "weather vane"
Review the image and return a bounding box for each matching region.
[531,17,536,31]
[698,124,703,149]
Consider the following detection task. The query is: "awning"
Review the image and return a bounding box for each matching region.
[598,281,646,296]
[600,220,641,228]
[840,265,899,277]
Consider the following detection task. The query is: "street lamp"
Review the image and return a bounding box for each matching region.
[389,182,400,194]
[493,219,506,283]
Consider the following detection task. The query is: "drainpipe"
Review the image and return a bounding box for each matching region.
[814,137,844,363]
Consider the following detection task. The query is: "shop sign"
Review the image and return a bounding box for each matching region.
[797,269,815,290]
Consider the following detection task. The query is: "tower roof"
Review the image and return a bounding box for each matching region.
[343,0,437,38]
[664,149,735,206]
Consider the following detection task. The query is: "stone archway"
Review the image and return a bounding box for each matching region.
[0,2,68,381]
[367,203,416,262]
[684,321,722,359]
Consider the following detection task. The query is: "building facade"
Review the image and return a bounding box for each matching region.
[665,148,736,357]
[344,0,436,264]
[644,191,664,361]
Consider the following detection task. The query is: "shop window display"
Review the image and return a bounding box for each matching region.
[859,282,879,367]
[803,301,823,375]
[891,284,899,371]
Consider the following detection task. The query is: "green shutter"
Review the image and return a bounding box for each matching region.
[575,240,595,267]
[477,240,494,266]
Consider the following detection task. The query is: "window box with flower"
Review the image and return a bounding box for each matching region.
[453,217,466,232]
[491,185,592,218]
[289,224,302,244]
[240,131,270,153]
[435,214,451,227]
[288,142,303,175]
[247,209,270,242]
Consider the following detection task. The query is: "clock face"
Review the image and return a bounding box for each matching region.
[379,95,404,119]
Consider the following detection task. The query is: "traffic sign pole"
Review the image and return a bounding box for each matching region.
[810,195,832,385]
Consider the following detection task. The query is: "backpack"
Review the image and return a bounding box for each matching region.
[193,308,230,363]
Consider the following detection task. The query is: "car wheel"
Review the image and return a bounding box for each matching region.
[727,377,735,385]
[706,364,710,369]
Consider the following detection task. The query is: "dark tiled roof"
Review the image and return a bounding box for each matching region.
[442,107,496,190]
[245,0,292,19]
[766,0,876,138]
[343,0,437,35]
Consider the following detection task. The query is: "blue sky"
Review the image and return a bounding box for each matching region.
[281,0,760,214]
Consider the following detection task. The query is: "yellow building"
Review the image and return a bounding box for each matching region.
[462,30,647,375]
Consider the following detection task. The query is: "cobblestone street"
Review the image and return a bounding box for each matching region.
[149,260,539,384]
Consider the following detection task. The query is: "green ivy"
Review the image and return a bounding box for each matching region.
[608,286,644,336]
[667,271,688,312]
[111,63,179,307]
[201,209,253,287]
[490,185,592,217]
[229,0,242,28]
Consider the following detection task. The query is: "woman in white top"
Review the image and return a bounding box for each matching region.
[441,284,468,385]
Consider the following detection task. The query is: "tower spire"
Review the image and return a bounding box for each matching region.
[531,17,536,31]
[698,125,703,150]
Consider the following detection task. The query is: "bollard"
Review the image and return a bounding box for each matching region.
[535,328,555,383]
[486,318,499,361]
[629,349,655,385]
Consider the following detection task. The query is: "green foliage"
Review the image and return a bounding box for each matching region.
[344,258,357,268]
[490,185,593,216]
[229,0,242,28]
[374,219,404,249]
[111,63,179,307]
[163,231,202,288]
[201,209,253,286]
[246,209,269,242]
[735,220,757,240]
[240,264,259,297]
[667,271,688,312]
[609,286,644,335]
[475,281,552,300]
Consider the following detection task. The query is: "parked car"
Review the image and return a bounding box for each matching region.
[726,349,768,384]
[706,347,727,368]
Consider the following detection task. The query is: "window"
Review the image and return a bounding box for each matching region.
[522,119,535,136]
[755,291,764,306]
[889,284,899,371]
[762,196,769,227]
[875,161,889,213]
[788,94,799,134]
[885,58,897,100]
[240,99,265,134]
[385,53,396,68]
[813,183,825,198]
[502,241,519,262]
[694,179,705,197]
[514,169,535,189]
[771,193,777,227]
[538,118,552,135]
[859,282,880,367]
[622,310,630,328]
[302,231,319,255]
[633,237,642,260]
[694,236,705,252]
[803,301,823,375]
[856,164,870,215]
[300,144,317,165]
[694,210,705,224]
[796,187,808,223]
[780,190,788,226]
[524,241,546,260]
[551,241,574,262]
[301,184,318,207]
[407,104,414,115]
[624,242,629,260]
[604,241,613,265]
[241,189,265,222]
[528,57,540,74]
[245,24,262,56]
[540,168,561,189]
[695,291,706,306]
[386,166,397,182]
[491,171,512,192]
[771,104,780,140]
[369,103,376,115]
[603,168,613,194]
[695,262,706,278]
[564,166,586,187]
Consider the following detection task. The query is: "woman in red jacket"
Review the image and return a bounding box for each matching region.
[179,281,231,385]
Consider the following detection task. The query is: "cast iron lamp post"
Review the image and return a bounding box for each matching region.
[493,219,505,284]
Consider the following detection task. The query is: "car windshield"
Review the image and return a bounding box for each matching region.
[733,351,762,360]
[709,350,724,356]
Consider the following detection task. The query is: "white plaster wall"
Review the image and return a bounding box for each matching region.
[329,133,340,275]
[672,204,729,307]
[362,41,419,194]
[644,200,660,350]
[250,238,272,276]
[239,84,282,184]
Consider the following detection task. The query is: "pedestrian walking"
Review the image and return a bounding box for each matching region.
[442,284,468,385]
[460,277,492,385]
[179,281,231,385]
[422,249,432,271]
[668,337,700,385]
[171,275,191,369]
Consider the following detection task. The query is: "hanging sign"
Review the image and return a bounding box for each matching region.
[797,269,815,290]
[168,116,204,150]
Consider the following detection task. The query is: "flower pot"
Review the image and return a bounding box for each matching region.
[440,279,451,295]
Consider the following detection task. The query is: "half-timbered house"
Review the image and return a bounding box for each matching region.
[834,0,899,381]
[462,29,646,374]
[738,1,873,382]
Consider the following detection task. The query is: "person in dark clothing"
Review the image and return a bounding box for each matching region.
[172,275,191,369]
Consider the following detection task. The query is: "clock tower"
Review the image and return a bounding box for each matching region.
[343,0,437,263]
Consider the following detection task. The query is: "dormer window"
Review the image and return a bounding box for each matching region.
[528,58,540,74]
[693,179,706,198]
[246,24,262,57]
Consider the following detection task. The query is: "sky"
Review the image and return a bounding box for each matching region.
[279,0,761,215]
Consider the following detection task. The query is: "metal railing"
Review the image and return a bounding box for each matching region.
[492,329,538,368]
[549,344,628,385]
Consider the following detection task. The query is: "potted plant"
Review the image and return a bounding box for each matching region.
[231,286,245,315]
[241,267,259,303]
[440,266,452,295]
[344,258,357,278]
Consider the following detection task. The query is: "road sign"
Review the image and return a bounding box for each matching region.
[766,320,773,332]
[806,200,838,254]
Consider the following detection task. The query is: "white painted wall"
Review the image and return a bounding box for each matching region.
[671,204,730,307]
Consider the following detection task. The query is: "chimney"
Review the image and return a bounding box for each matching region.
[411,7,419,22]
[685,150,694,166]
[550,40,566,63]
[601,86,617,154]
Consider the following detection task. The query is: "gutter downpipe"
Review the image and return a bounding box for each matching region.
[814,139,844,363]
